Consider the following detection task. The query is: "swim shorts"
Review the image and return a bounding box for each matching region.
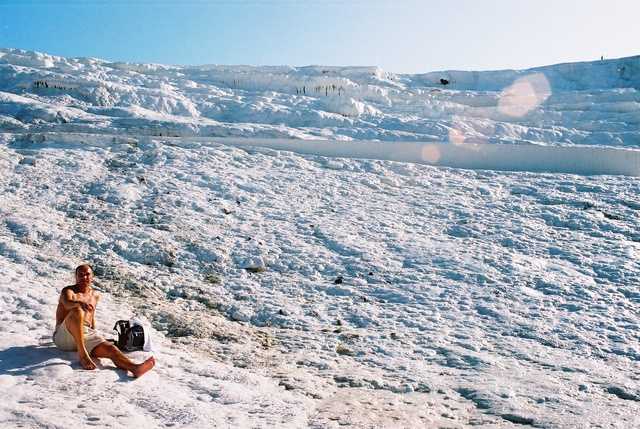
[53,320,106,354]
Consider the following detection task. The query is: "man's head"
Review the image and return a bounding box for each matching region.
[75,264,94,288]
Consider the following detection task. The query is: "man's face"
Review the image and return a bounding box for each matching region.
[76,266,93,287]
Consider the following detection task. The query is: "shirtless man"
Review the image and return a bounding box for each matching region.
[53,264,155,377]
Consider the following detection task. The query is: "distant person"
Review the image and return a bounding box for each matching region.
[53,264,155,377]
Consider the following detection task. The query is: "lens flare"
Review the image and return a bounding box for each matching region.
[447,127,482,152]
[448,128,466,145]
[498,73,551,118]
[421,145,441,163]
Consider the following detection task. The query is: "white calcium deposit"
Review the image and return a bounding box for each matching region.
[0,49,639,428]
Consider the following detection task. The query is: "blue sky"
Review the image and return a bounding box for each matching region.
[1,0,638,73]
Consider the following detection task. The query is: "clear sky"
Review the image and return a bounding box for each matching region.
[1,0,638,74]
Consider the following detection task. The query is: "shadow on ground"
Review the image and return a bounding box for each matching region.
[0,344,73,376]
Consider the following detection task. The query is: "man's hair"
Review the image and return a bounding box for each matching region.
[75,264,93,275]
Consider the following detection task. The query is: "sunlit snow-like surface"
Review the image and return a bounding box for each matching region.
[1,48,639,147]
[1,49,640,427]
[1,132,639,428]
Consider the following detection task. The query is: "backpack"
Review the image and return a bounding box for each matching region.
[113,319,150,352]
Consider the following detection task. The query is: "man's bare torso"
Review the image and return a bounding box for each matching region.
[56,285,98,327]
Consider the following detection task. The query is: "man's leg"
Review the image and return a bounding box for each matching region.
[91,342,155,378]
[64,307,97,370]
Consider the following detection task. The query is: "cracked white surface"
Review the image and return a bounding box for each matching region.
[1,132,639,427]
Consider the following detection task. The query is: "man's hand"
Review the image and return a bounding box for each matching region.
[80,302,95,312]
[75,294,94,312]
[61,288,95,312]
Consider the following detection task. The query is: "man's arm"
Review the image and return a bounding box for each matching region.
[60,288,94,312]
[91,293,100,329]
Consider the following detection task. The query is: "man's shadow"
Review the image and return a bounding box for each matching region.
[0,343,131,382]
[0,343,68,376]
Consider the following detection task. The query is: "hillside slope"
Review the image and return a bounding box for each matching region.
[1,48,639,147]
[1,132,639,427]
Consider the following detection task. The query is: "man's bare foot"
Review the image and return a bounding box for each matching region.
[79,354,97,370]
[131,356,155,378]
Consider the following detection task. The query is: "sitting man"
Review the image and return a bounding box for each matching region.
[53,264,155,377]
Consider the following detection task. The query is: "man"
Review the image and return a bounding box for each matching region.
[53,264,155,377]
